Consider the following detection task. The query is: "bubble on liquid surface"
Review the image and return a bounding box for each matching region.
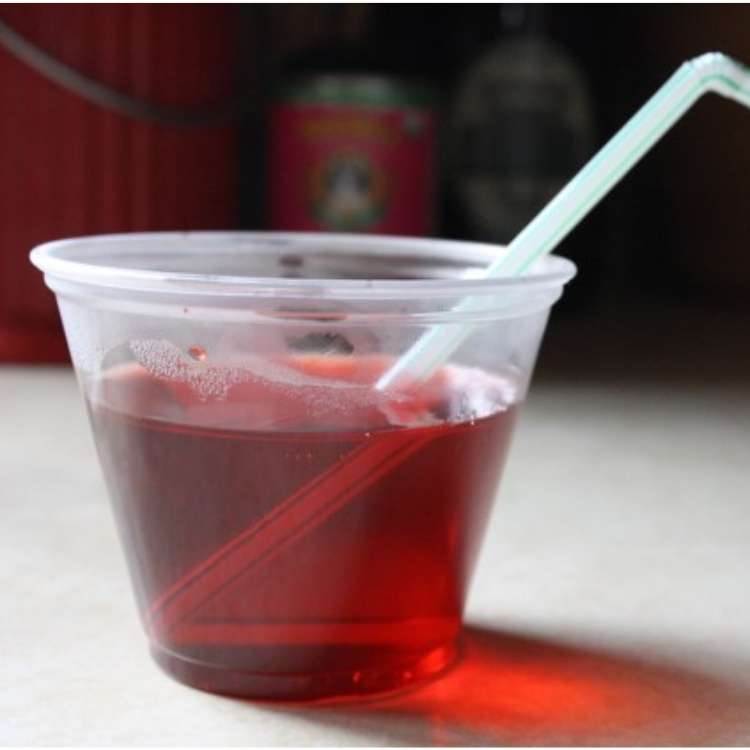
[129,339,250,400]
[187,345,207,362]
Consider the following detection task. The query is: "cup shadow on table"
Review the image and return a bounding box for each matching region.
[256,625,750,746]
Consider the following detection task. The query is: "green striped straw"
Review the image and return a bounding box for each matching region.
[377,52,750,391]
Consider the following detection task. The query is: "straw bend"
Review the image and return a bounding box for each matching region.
[690,52,750,104]
[376,52,750,391]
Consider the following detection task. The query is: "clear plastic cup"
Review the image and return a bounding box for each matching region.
[31,232,575,701]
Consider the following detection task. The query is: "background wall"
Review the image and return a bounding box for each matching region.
[1,4,748,373]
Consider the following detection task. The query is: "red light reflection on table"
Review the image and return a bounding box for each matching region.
[275,626,750,745]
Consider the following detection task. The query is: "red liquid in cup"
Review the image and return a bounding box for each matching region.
[87,354,519,700]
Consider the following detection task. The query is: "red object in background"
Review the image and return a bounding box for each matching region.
[269,77,436,236]
[0,5,237,362]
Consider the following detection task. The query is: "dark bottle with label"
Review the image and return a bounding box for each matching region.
[452,7,594,241]
[447,5,604,311]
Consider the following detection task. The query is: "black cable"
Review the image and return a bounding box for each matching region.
[0,17,243,127]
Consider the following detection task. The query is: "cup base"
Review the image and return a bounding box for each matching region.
[150,639,457,702]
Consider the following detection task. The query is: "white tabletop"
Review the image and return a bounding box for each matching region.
[3,304,750,745]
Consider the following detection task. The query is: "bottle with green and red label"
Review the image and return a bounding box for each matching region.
[268,60,437,236]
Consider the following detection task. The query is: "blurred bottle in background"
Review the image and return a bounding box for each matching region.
[265,6,438,236]
[449,4,594,245]
[445,4,605,311]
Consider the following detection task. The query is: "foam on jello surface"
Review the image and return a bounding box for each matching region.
[91,339,521,433]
